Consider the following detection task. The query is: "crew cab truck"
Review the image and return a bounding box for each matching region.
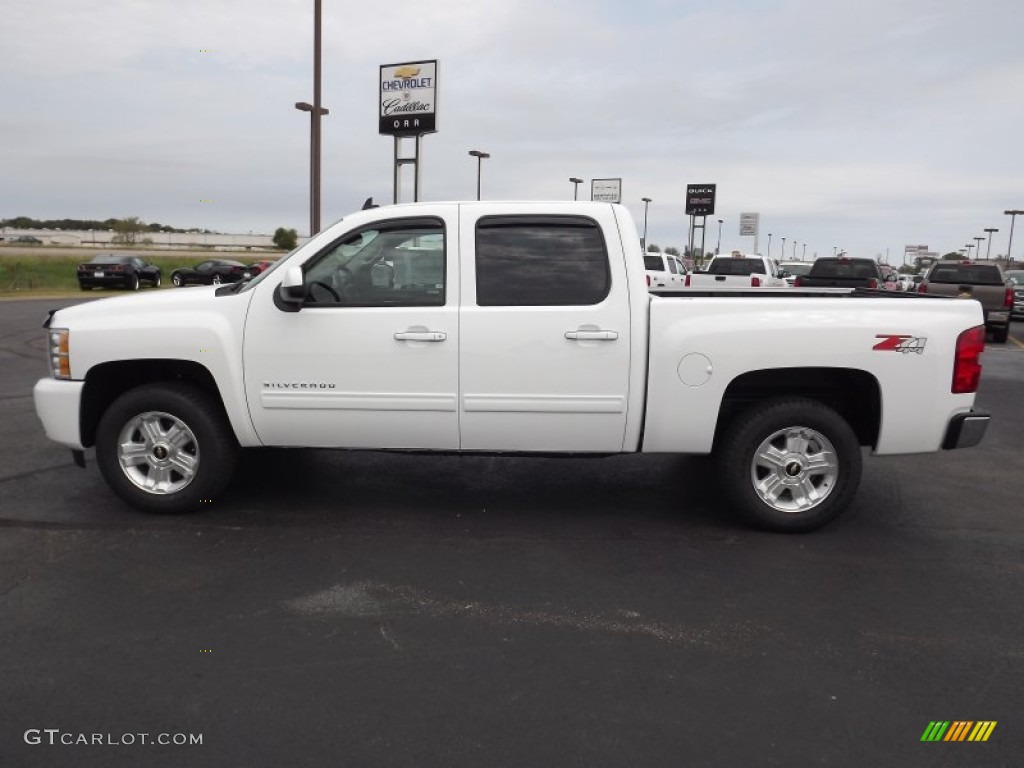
[33,202,992,532]
[918,261,1013,343]
[687,253,784,288]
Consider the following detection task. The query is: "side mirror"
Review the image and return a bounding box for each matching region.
[278,266,306,304]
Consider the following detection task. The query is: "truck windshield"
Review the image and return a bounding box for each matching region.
[928,265,1004,285]
[708,258,766,275]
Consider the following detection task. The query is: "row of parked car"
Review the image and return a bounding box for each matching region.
[76,255,276,291]
[644,251,1022,343]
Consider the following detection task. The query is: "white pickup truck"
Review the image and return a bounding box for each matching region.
[33,201,991,531]
[687,253,785,288]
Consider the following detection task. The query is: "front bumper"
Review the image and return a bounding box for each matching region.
[33,378,85,450]
[942,410,991,450]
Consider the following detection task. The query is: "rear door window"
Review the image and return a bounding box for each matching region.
[475,216,610,306]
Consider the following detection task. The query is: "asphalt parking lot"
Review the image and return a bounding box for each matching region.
[1,298,1022,767]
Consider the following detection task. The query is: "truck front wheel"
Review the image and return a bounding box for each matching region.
[95,383,237,513]
[717,399,862,532]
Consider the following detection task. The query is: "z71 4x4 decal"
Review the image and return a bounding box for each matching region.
[873,334,927,354]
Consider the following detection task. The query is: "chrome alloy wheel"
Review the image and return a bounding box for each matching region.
[117,411,200,494]
[750,426,839,513]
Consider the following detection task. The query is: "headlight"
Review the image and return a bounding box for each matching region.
[48,328,71,379]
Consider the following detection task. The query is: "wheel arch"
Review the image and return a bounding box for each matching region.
[714,367,881,451]
[80,359,230,448]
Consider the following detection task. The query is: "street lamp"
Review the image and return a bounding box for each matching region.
[833,246,837,257]
[641,197,652,251]
[468,150,490,200]
[984,227,999,260]
[973,236,984,258]
[802,243,807,259]
[1004,210,1023,267]
[792,240,797,259]
[569,177,583,200]
[767,233,773,257]
[781,237,786,258]
[294,0,329,237]
[716,218,723,254]
[964,244,974,258]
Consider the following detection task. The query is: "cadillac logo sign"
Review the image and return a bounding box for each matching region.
[379,60,438,136]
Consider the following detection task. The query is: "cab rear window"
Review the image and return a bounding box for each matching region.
[644,255,664,271]
[708,258,766,275]
[928,265,1004,285]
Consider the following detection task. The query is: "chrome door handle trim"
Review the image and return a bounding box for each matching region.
[394,331,447,342]
[564,330,619,341]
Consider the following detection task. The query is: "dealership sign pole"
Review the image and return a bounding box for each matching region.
[739,212,760,255]
[686,184,716,267]
[379,60,438,203]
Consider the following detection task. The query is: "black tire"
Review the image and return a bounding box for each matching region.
[129,273,140,291]
[990,324,1009,344]
[717,398,862,532]
[95,383,238,514]
[172,272,184,287]
[151,272,162,288]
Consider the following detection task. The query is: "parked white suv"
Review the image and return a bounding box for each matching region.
[644,252,687,289]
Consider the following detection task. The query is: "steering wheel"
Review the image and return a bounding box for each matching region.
[308,280,341,302]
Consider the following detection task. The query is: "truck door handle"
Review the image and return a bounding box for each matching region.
[394,331,447,342]
[564,330,619,341]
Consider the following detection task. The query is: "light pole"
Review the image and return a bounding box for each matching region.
[569,177,583,200]
[792,241,797,259]
[984,227,999,260]
[294,0,329,237]
[802,243,807,259]
[468,150,490,200]
[973,236,984,258]
[833,246,837,257]
[1006,210,1024,267]
[767,233,773,257]
[641,197,652,251]
[964,244,974,258]
[781,237,786,258]
[716,218,723,254]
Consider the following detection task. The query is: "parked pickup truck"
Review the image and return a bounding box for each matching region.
[794,256,896,290]
[33,202,991,532]
[917,260,1013,343]
[687,253,785,288]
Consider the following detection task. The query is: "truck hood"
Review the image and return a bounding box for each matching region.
[50,285,245,329]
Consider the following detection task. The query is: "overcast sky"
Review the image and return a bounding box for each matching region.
[3,0,1023,261]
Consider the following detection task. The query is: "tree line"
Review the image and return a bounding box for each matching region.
[0,216,208,234]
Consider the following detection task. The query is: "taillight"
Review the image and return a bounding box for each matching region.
[794,276,803,287]
[1005,287,1014,309]
[952,325,986,394]
[646,274,651,287]
[917,282,928,294]
[867,278,878,289]
[684,273,691,287]
[751,275,761,287]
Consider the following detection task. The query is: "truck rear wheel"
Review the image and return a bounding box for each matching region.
[717,398,862,532]
[990,324,1009,344]
[95,383,237,513]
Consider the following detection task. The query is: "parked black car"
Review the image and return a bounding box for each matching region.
[77,254,162,291]
[170,260,252,287]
